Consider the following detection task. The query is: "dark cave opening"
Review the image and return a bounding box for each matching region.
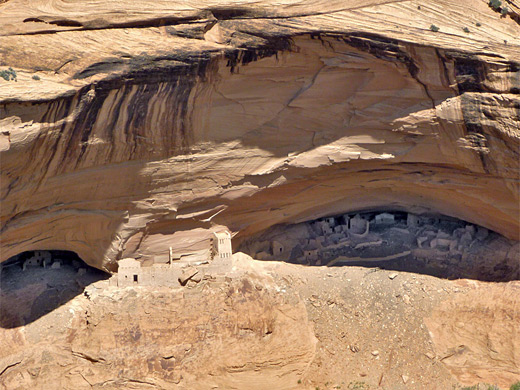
[0,250,109,328]
[238,211,520,282]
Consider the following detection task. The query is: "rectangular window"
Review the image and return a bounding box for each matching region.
[133,275,138,283]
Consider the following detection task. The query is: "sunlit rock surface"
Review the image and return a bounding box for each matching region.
[425,280,520,388]
[0,256,317,390]
[1,0,519,270]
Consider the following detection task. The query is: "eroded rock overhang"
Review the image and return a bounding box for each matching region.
[0,1,519,270]
[238,211,520,281]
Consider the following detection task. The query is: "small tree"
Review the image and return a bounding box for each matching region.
[489,0,502,10]
[430,24,440,32]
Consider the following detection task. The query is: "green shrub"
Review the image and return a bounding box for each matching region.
[461,384,508,390]
[488,0,508,15]
[489,0,502,10]
[348,382,370,390]
[32,75,41,80]
[0,67,16,81]
[510,381,520,390]
[463,27,470,33]
[430,24,440,32]
[476,22,482,27]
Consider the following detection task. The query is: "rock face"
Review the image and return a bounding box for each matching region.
[425,281,520,388]
[0,266,317,390]
[1,0,519,270]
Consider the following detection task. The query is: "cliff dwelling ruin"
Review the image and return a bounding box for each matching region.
[113,230,232,287]
[0,0,518,386]
[0,250,109,328]
[0,244,225,328]
[1,250,99,274]
[238,211,520,282]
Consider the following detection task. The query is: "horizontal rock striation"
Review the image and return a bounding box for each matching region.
[0,0,519,270]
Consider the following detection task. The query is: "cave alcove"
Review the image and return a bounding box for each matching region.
[0,250,109,328]
[237,210,520,282]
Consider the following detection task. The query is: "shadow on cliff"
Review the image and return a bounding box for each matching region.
[0,251,110,329]
[264,245,519,282]
[324,254,520,283]
[251,244,520,283]
[236,210,520,283]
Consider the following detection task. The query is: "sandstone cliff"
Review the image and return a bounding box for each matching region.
[1,252,518,389]
[1,0,519,270]
[0,258,317,390]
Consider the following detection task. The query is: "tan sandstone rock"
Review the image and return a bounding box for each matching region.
[0,274,317,390]
[0,0,519,272]
[425,281,520,388]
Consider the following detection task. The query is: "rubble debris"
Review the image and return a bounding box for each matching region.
[51,261,61,269]
[239,210,515,281]
[178,267,200,286]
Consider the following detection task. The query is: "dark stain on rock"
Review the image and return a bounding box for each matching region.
[127,83,156,130]
[48,19,84,28]
[224,33,293,73]
[55,52,215,170]
[24,14,208,34]
[74,58,126,80]
[68,86,110,168]
[239,279,253,294]
[23,17,46,23]
[209,7,254,20]
[453,56,488,93]
[130,326,142,342]
[446,51,520,94]
[37,100,73,176]
[160,358,175,371]
[341,33,414,68]
[338,32,437,107]
[459,93,494,174]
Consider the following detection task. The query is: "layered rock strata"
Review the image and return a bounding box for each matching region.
[0,0,519,270]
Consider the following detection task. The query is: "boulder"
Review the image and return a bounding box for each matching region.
[178,267,200,286]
